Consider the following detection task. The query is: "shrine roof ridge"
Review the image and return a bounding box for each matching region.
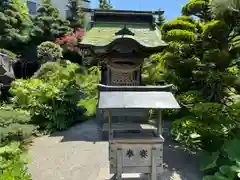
[83,8,164,16]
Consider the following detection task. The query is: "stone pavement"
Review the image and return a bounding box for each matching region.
[28,119,203,180]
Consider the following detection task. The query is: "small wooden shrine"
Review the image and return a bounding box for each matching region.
[80,9,180,179]
[80,10,180,180]
[80,9,167,86]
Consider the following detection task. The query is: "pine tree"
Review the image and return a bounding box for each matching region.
[99,0,113,9]
[160,0,240,102]
[157,0,240,153]
[157,10,166,27]
[67,0,85,31]
[210,0,240,18]
[31,0,73,44]
[0,0,32,51]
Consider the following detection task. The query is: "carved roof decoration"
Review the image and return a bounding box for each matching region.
[115,25,135,36]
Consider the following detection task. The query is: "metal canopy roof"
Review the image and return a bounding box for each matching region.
[98,91,180,109]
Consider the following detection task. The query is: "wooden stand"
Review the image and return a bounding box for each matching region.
[108,110,164,180]
[98,90,180,180]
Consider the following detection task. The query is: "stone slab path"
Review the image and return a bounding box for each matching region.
[28,119,203,180]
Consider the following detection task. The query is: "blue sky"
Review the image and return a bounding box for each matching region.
[90,0,189,20]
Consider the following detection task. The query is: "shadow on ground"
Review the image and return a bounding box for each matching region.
[49,118,104,143]
[161,121,203,180]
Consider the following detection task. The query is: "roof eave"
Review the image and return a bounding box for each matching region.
[82,8,164,15]
[79,39,168,52]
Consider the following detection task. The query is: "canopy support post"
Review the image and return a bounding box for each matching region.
[108,110,112,163]
[108,110,112,141]
[157,110,162,135]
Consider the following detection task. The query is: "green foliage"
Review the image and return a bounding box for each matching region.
[161,17,200,54]
[162,20,197,32]
[210,0,240,23]
[0,105,35,180]
[175,15,196,24]
[0,0,32,50]
[99,0,113,9]
[32,61,62,79]
[156,11,166,27]
[0,49,17,64]
[31,0,73,44]
[10,61,99,131]
[0,141,31,180]
[0,108,36,145]
[172,102,240,150]
[0,49,16,58]
[209,0,240,60]
[177,91,204,107]
[67,0,85,31]
[10,62,82,131]
[161,0,240,160]
[201,138,240,180]
[77,66,100,117]
[182,0,211,21]
[164,29,198,43]
[37,41,63,63]
[172,116,201,148]
[160,16,203,93]
[202,20,228,40]
[141,53,166,85]
[231,35,240,54]
[201,151,220,172]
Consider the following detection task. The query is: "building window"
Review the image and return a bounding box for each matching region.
[27,1,37,15]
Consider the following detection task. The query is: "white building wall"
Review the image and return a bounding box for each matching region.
[23,0,91,25]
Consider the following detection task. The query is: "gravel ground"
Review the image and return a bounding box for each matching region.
[28,119,203,180]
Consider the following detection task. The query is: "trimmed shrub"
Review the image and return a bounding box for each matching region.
[37,41,63,64]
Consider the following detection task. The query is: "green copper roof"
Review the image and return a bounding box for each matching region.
[81,23,167,48]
